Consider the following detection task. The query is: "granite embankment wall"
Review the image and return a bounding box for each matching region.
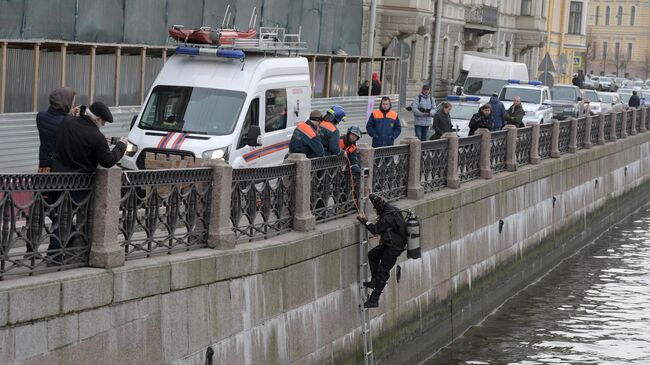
[2,132,650,364]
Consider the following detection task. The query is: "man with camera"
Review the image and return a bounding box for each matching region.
[52,101,128,173]
[410,84,435,141]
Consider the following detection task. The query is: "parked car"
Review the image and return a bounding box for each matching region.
[597,92,626,113]
[598,76,614,91]
[619,90,649,107]
[590,76,602,90]
[550,84,584,120]
[582,90,603,115]
[499,81,553,125]
[614,77,627,91]
[582,75,595,90]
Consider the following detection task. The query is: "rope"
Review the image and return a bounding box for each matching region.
[344,150,365,218]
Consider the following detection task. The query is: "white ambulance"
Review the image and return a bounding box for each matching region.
[121,30,311,169]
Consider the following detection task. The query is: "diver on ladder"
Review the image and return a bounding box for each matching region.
[356,193,408,308]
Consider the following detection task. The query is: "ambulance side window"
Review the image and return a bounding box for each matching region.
[238,98,259,149]
[265,89,287,132]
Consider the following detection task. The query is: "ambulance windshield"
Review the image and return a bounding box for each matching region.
[138,85,246,135]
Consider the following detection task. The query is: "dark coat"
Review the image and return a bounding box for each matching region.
[366,109,401,147]
[36,107,68,168]
[289,121,325,159]
[431,109,453,139]
[52,115,126,173]
[365,200,407,250]
[468,112,494,136]
[505,104,525,127]
[488,96,507,130]
[629,95,641,108]
[319,121,341,156]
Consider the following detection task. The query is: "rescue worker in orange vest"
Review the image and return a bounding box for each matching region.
[289,110,325,158]
[366,96,401,147]
[320,105,347,156]
[340,126,362,174]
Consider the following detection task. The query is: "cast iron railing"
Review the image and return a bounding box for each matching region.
[516,126,533,166]
[626,110,633,135]
[576,117,587,149]
[539,123,553,159]
[590,116,599,144]
[1,173,95,279]
[421,139,448,192]
[490,130,508,173]
[604,113,612,141]
[458,135,482,182]
[311,156,358,221]
[615,112,622,138]
[232,164,296,241]
[119,168,212,258]
[373,145,409,201]
[558,120,571,153]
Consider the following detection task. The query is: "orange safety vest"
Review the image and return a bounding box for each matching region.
[296,121,317,138]
[372,109,398,120]
[339,139,357,154]
[320,121,337,132]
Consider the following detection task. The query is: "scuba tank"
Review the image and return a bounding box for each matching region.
[406,210,421,259]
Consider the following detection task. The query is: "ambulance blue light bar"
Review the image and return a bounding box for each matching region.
[175,46,245,59]
[446,95,480,102]
[507,79,543,86]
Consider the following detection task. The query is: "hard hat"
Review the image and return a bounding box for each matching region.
[347,126,362,138]
[326,105,347,123]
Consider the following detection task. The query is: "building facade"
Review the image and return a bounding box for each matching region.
[586,0,650,79]
[544,0,589,84]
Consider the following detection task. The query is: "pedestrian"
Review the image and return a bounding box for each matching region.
[357,193,408,308]
[340,126,362,174]
[320,105,346,156]
[36,87,79,172]
[411,84,435,141]
[488,93,506,131]
[289,110,325,158]
[628,90,641,108]
[572,74,581,87]
[371,72,381,96]
[504,96,525,127]
[358,80,370,96]
[430,101,453,140]
[366,97,401,147]
[52,102,127,173]
[583,100,594,115]
[468,104,494,136]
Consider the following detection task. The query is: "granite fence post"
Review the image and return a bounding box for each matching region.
[597,113,605,145]
[584,114,593,149]
[631,108,638,135]
[551,119,560,158]
[89,166,125,268]
[610,112,618,142]
[402,137,424,199]
[203,159,236,249]
[621,110,628,138]
[504,124,517,171]
[530,122,540,164]
[286,154,315,232]
[442,133,460,188]
[477,128,493,179]
[640,107,647,133]
[358,143,375,196]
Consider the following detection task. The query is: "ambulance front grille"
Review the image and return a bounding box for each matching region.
[136,148,196,169]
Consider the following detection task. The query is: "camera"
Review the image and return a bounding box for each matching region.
[418,108,431,113]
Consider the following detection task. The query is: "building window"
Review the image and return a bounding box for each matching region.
[595,6,599,25]
[521,0,532,15]
[505,41,511,57]
[615,42,620,61]
[605,6,610,25]
[630,6,635,26]
[591,42,597,60]
[603,42,608,60]
[617,6,623,26]
[409,40,417,78]
[568,2,583,34]
[627,43,633,61]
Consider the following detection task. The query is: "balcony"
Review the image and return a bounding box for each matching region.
[465,5,499,35]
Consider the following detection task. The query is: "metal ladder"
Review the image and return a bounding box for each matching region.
[357,172,375,365]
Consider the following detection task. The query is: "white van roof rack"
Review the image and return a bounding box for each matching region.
[170,26,307,57]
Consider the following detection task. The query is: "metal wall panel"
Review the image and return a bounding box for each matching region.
[123,0,167,44]
[0,0,24,38]
[65,53,90,106]
[77,0,125,43]
[23,0,76,40]
[5,48,34,113]
[119,54,141,106]
[94,53,117,105]
[37,50,63,111]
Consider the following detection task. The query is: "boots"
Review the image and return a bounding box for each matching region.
[363,280,376,289]
[363,290,381,308]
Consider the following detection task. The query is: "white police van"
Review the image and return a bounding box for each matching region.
[121,28,311,169]
[498,80,553,125]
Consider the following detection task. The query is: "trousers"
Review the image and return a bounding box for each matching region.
[368,244,402,292]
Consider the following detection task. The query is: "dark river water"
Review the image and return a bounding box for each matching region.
[424,207,650,364]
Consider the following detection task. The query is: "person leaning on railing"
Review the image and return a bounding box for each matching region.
[504,96,525,128]
[289,110,325,159]
[36,87,79,173]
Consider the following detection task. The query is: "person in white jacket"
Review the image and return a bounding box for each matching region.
[411,84,435,141]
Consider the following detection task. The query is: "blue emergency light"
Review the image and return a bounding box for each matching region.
[175,46,245,60]
[446,95,480,102]
[507,79,543,86]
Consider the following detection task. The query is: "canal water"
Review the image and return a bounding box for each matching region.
[424,206,650,364]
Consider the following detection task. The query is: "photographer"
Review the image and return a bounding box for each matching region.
[52,101,128,173]
[411,84,434,141]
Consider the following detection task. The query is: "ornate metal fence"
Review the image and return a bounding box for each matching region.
[576,117,587,149]
[615,112,622,138]
[373,145,409,200]
[1,173,95,279]
[458,135,482,182]
[119,168,212,259]
[626,110,633,135]
[558,120,571,153]
[603,113,612,141]
[539,123,553,159]
[232,164,296,241]
[490,130,508,173]
[516,126,533,166]
[311,156,358,221]
[634,109,641,131]
[646,108,650,130]
[590,115,599,144]
[421,139,448,192]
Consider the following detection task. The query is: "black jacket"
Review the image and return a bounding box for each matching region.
[629,95,641,108]
[52,115,126,173]
[468,112,494,136]
[366,201,407,250]
[36,107,68,168]
[431,109,453,139]
[504,104,525,127]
